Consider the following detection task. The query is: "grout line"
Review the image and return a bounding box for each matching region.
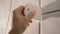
[42,9,60,15]
[39,0,40,6]
[39,0,42,34]
[5,0,12,34]
[39,22,40,34]
[39,0,40,34]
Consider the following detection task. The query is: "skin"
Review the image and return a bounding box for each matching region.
[9,6,36,34]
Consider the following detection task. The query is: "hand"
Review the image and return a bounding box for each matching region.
[9,6,36,34]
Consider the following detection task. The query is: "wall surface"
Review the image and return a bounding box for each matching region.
[42,11,60,34]
[41,0,60,13]
[42,0,60,34]
[0,0,11,34]
[1,0,60,34]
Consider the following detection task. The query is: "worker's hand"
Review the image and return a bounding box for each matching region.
[9,6,36,34]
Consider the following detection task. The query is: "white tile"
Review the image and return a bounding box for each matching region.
[0,0,11,34]
[42,11,60,34]
[41,0,56,7]
[41,0,60,34]
[41,0,60,14]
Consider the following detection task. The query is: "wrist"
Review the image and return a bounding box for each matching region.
[9,28,22,34]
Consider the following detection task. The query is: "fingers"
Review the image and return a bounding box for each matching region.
[30,20,32,23]
[26,9,36,19]
[15,6,25,16]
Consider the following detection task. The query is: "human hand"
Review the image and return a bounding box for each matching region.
[9,6,36,34]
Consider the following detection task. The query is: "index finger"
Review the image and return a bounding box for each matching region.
[13,6,25,16]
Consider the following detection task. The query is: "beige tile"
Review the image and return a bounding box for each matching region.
[41,0,60,34]
[0,0,11,34]
[42,11,60,34]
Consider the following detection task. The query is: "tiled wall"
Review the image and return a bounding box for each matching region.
[42,11,60,34]
[0,0,60,34]
[42,0,60,34]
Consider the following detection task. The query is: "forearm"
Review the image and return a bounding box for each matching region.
[9,28,22,34]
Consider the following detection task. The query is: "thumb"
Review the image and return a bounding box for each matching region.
[26,9,36,19]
